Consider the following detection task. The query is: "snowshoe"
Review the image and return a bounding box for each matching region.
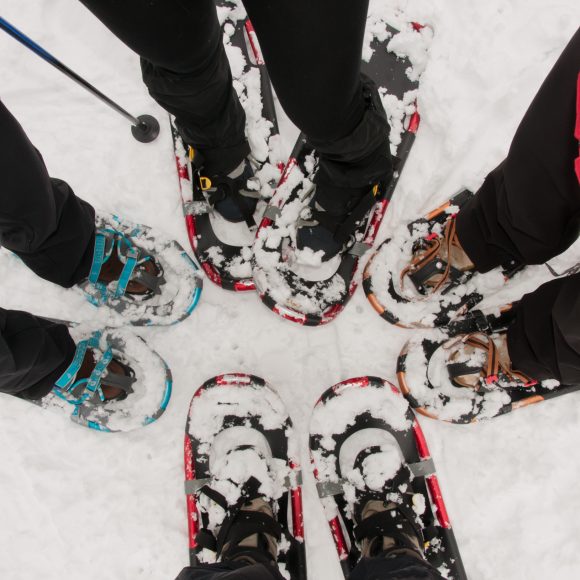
[252,21,431,326]
[77,212,202,326]
[363,190,526,328]
[184,374,307,579]
[309,376,466,579]
[172,0,282,292]
[397,304,580,423]
[26,322,172,432]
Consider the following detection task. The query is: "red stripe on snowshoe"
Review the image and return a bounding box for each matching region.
[290,485,305,540]
[364,199,389,245]
[244,21,264,65]
[278,157,298,187]
[176,155,190,181]
[329,516,349,559]
[258,157,299,232]
[186,216,197,250]
[337,377,370,391]
[322,303,343,320]
[258,217,273,229]
[211,374,254,387]
[412,420,430,460]
[234,280,255,291]
[184,435,200,549]
[575,73,580,184]
[426,475,451,529]
[201,262,223,286]
[273,305,307,325]
[408,111,421,134]
[412,420,451,529]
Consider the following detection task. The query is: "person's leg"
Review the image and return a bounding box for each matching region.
[456,27,580,272]
[350,553,444,580]
[175,561,283,580]
[508,273,580,384]
[0,100,95,287]
[77,0,249,175]
[0,309,76,400]
[242,0,391,191]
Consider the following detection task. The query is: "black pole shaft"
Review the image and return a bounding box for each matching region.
[0,16,143,127]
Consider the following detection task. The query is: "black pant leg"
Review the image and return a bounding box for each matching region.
[508,273,580,384]
[0,101,95,287]
[349,554,444,579]
[175,562,284,580]
[456,27,580,272]
[0,309,75,400]
[78,0,249,175]
[242,0,392,189]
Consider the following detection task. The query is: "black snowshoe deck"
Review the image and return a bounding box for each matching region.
[309,376,467,579]
[398,305,580,423]
[172,0,279,291]
[252,23,428,326]
[184,374,307,579]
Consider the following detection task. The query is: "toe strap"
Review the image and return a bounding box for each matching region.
[354,504,423,550]
[216,510,283,556]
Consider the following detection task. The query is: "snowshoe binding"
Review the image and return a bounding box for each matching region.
[252,21,431,326]
[26,323,172,432]
[78,212,202,326]
[184,374,307,579]
[172,0,282,292]
[397,304,580,423]
[309,376,466,579]
[363,190,524,328]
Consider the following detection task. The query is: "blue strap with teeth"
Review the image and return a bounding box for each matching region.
[86,229,148,304]
[53,331,113,405]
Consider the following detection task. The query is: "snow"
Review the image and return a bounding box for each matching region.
[1,1,579,579]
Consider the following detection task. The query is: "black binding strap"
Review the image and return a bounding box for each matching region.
[204,175,256,228]
[354,503,424,552]
[446,361,482,380]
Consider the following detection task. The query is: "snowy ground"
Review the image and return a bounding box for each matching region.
[1,1,579,578]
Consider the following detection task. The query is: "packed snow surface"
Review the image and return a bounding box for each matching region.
[1,1,580,579]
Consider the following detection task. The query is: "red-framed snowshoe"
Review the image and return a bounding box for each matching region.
[397,304,580,423]
[184,373,307,579]
[309,376,467,579]
[252,22,431,326]
[172,0,282,292]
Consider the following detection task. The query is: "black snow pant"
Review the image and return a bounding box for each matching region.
[455,27,580,386]
[175,554,443,580]
[0,101,93,399]
[77,0,392,189]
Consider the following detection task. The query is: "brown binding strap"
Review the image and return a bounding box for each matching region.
[451,333,537,390]
[400,217,465,293]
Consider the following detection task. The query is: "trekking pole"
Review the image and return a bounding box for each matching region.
[0,16,160,143]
